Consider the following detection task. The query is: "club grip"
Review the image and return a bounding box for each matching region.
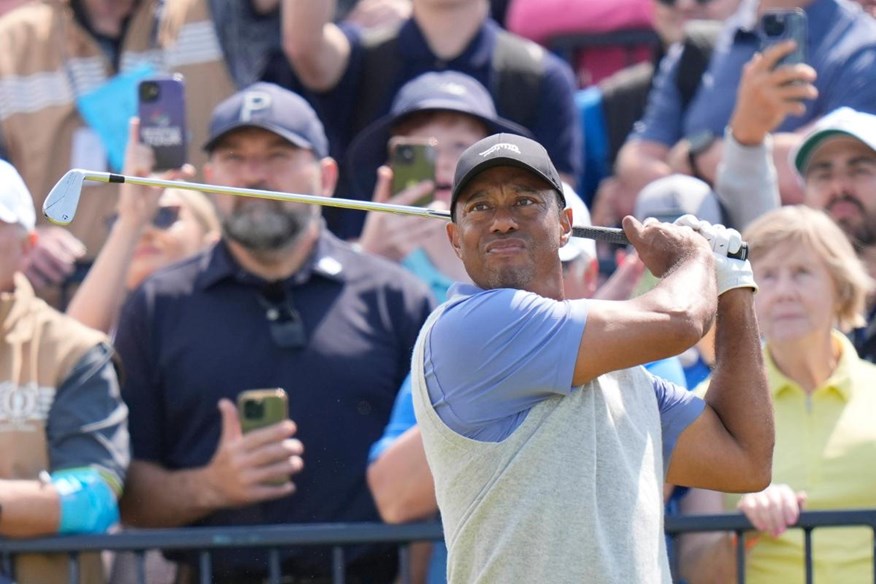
[570,225,750,261]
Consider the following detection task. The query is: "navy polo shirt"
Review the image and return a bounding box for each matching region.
[115,230,435,578]
[286,17,580,239]
[632,0,876,146]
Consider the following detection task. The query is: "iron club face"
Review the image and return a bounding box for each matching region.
[43,169,89,225]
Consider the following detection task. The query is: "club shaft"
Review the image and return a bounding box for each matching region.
[77,171,747,259]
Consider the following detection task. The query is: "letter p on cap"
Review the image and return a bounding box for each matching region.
[240,91,271,122]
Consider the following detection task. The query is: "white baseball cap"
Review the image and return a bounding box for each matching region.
[0,160,35,231]
[792,107,876,175]
[559,183,597,265]
[634,174,723,225]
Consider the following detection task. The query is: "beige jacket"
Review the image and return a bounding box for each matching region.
[0,0,236,258]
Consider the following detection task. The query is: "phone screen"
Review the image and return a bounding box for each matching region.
[389,137,437,206]
[138,76,188,171]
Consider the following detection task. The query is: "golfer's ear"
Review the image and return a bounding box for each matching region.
[560,207,573,247]
[447,222,462,258]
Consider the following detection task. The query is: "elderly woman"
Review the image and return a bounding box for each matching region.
[679,205,876,583]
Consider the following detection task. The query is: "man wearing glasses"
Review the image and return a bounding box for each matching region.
[113,82,435,583]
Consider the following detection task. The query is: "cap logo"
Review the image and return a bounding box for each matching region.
[441,82,467,96]
[240,91,272,122]
[479,143,521,158]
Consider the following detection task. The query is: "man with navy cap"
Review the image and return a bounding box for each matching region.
[115,82,435,583]
[410,133,773,583]
[351,71,530,293]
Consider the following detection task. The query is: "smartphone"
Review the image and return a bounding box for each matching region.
[759,9,808,68]
[137,75,188,171]
[389,136,437,206]
[237,388,289,434]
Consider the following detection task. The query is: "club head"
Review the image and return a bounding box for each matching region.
[43,169,86,225]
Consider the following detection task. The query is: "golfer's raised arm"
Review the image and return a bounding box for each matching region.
[572,216,717,386]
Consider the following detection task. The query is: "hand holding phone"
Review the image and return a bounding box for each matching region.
[236,388,292,487]
[137,75,188,171]
[389,137,437,206]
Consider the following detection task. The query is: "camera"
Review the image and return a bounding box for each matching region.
[762,14,786,37]
[243,399,265,420]
[395,144,416,164]
[138,81,161,103]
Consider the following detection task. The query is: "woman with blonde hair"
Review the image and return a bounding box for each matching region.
[66,119,219,334]
[680,205,876,583]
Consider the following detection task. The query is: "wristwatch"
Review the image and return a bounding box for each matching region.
[686,130,717,182]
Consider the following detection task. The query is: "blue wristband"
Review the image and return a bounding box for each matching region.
[51,467,119,535]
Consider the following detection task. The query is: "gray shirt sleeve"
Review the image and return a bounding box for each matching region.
[650,372,705,476]
[715,127,781,231]
[45,343,130,490]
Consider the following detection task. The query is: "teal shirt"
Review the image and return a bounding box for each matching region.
[401,248,454,303]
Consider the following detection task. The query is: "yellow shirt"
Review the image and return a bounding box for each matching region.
[723,332,876,583]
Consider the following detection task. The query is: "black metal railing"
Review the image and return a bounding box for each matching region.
[665,509,876,584]
[3,509,876,583]
[1,522,443,584]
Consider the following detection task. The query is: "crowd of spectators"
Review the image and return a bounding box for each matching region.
[2,0,876,582]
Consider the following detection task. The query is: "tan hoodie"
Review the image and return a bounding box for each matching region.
[1,274,109,583]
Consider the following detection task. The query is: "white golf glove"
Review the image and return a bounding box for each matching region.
[674,214,758,295]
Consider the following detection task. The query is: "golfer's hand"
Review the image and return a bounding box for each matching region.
[674,215,756,294]
[622,215,712,278]
[202,399,304,508]
[738,483,807,538]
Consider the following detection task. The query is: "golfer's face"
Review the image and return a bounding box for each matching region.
[448,166,569,292]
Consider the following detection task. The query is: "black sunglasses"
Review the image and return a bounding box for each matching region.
[105,205,182,231]
[258,284,307,350]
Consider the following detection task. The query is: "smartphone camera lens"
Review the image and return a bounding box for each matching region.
[398,145,415,164]
[139,81,161,103]
[763,15,785,37]
[243,400,265,420]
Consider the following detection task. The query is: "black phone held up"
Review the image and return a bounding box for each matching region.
[759,9,808,68]
[389,137,437,206]
[137,75,188,171]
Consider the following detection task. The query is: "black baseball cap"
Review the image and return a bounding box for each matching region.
[451,133,565,220]
[345,71,531,196]
[203,82,328,157]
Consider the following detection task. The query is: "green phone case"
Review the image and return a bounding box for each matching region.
[390,139,436,206]
[237,388,288,434]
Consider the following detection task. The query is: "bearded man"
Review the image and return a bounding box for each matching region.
[114,82,435,583]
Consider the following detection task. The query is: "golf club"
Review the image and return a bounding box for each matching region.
[42,169,748,259]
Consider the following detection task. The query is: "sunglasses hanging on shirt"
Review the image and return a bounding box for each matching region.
[258,282,307,350]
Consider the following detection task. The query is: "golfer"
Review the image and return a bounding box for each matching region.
[411,134,773,583]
